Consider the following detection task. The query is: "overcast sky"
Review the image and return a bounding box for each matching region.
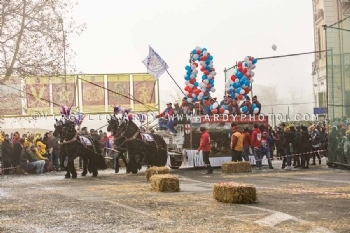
[69,0,315,109]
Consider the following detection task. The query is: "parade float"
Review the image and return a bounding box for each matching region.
[157,47,269,168]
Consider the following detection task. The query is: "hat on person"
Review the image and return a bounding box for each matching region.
[245,96,250,101]
[166,102,172,105]
[252,95,257,100]
[231,123,238,130]
[284,126,290,132]
[301,125,308,130]
[289,123,295,128]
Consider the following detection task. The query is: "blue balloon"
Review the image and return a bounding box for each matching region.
[241,76,247,81]
[202,75,208,79]
[211,83,214,87]
[185,76,190,80]
[205,61,210,65]
[185,65,191,71]
[222,105,227,110]
[202,48,207,52]
[206,88,211,92]
[236,71,243,79]
[245,81,250,86]
[242,106,248,112]
[208,55,213,60]
[252,104,257,109]
[244,63,248,67]
[194,82,199,87]
[236,88,241,94]
[209,79,214,84]
[209,105,213,110]
[252,58,258,64]
[230,94,235,99]
[192,50,197,54]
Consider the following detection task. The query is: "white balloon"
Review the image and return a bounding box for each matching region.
[201,88,206,92]
[241,85,247,89]
[193,54,199,60]
[251,65,256,70]
[244,57,249,63]
[203,79,209,84]
[198,92,204,97]
[213,102,219,109]
[240,89,245,95]
[193,69,198,74]
[187,98,193,102]
[253,108,259,114]
[224,110,229,114]
[185,81,190,85]
[209,64,214,68]
[203,51,208,56]
[192,94,197,98]
[211,87,216,92]
[195,46,201,51]
[188,84,194,88]
[190,74,195,78]
[197,96,202,100]
[200,83,206,88]
[251,71,255,77]
[272,44,277,51]
[235,78,239,83]
[211,71,217,76]
[200,61,206,67]
[208,75,213,79]
[185,91,189,95]
[191,65,196,70]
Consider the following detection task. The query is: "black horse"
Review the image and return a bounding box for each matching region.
[106,115,128,173]
[113,118,168,174]
[53,118,107,179]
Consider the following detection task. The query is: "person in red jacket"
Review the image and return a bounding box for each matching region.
[196,127,213,174]
[251,123,262,169]
[242,127,251,161]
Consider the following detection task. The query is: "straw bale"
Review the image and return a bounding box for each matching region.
[15,165,25,174]
[145,166,170,181]
[150,174,179,192]
[221,161,252,174]
[118,158,129,167]
[213,182,257,204]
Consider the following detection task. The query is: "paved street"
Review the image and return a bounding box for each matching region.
[1,159,350,233]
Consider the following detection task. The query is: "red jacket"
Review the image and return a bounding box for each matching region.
[198,131,211,152]
[157,107,174,119]
[250,128,262,149]
[243,132,250,147]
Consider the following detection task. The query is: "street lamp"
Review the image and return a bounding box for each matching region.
[59,17,68,105]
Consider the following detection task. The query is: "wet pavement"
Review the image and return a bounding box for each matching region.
[1,158,350,233]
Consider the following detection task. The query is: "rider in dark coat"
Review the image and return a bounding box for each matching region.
[1,134,14,174]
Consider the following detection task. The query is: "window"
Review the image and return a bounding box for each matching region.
[318,92,326,107]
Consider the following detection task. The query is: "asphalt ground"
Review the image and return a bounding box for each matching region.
[1,158,350,233]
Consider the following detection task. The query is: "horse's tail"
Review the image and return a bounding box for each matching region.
[152,134,168,166]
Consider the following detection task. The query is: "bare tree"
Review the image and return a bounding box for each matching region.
[0,0,85,79]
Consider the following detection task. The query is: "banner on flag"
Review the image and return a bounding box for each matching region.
[107,74,131,112]
[52,76,76,114]
[142,46,168,79]
[132,74,157,112]
[81,75,105,112]
[25,77,50,114]
[0,78,22,115]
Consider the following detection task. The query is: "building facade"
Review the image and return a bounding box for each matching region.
[312,0,350,119]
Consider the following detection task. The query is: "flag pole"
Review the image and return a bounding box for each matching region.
[165,69,186,96]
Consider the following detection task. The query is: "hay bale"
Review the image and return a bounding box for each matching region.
[15,166,25,174]
[150,174,179,192]
[145,166,170,181]
[221,161,252,174]
[213,182,257,204]
[118,158,129,167]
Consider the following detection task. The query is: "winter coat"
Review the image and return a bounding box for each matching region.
[310,130,321,148]
[198,131,211,152]
[299,130,310,149]
[283,130,295,149]
[1,139,13,159]
[251,128,262,149]
[260,136,273,153]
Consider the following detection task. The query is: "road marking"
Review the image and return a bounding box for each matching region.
[254,212,295,227]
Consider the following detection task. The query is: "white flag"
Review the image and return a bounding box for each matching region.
[142,46,169,79]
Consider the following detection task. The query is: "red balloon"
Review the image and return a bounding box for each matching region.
[238,67,243,72]
[194,89,201,95]
[196,50,201,55]
[212,77,215,79]
[187,93,193,98]
[190,78,196,84]
[237,62,242,67]
[201,56,208,61]
[193,63,198,67]
[237,94,243,100]
[211,68,215,71]
[219,108,225,114]
[204,70,210,75]
[207,84,212,88]
[244,87,251,94]
[188,88,193,93]
[231,75,236,81]
[185,86,189,91]
[211,109,218,114]
[200,67,205,72]
[242,68,247,74]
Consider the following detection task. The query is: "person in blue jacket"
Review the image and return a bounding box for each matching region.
[260,131,274,169]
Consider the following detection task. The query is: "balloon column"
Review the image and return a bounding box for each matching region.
[225,56,258,101]
[183,46,216,103]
